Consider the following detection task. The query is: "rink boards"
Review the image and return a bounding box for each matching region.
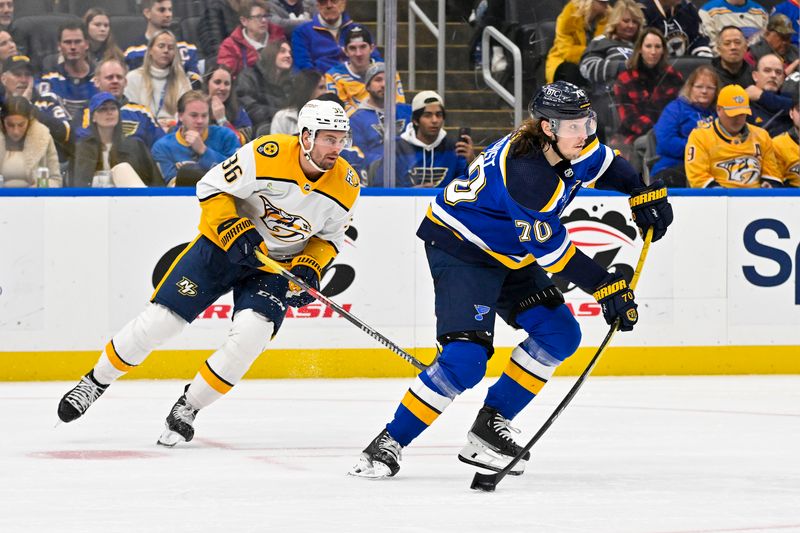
[0,189,798,379]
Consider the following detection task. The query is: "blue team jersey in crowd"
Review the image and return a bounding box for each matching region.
[123,36,201,85]
[418,134,639,280]
[36,64,99,120]
[75,101,165,147]
[349,103,412,169]
[151,125,241,184]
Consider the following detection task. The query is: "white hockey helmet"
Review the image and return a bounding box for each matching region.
[297,99,351,172]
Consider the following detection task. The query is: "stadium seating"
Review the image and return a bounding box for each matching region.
[67,0,138,17]
[110,15,148,51]
[667,55,713,81]
[506,0,566,25]
[13,0,63,18]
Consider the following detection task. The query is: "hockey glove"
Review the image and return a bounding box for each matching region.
[217,217,266,269]
[286,255,322,308]
[593,272,638,332]
[629,179,673,242]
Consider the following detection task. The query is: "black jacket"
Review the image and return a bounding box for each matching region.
[73,128,163,187]
[237,62,292,132]
[198,0,241,59]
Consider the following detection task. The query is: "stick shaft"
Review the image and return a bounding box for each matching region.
[255,251,428,371]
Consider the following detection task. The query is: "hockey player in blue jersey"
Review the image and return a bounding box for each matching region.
[349,81,674,479]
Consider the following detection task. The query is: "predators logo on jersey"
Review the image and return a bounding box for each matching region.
[714,156,762,185]
[259,196,312,242]
[772,130,800,187]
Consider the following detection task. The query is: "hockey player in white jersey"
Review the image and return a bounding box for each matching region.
[350,81,674,479]
[57,99,360,446]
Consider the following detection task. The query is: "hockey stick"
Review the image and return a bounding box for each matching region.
[471,227,654,492]
[254,249,429,371]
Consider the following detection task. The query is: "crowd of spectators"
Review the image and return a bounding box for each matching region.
[0,0,798,189]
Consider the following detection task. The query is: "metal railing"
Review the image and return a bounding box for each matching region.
[482,26,523,127]
[408,0,445,97]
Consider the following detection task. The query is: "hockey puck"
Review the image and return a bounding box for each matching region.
[470,472,497,492]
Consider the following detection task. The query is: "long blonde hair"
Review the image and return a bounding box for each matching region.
[573,0,606,28]
[604,0,644,41]
[141,30,191,117]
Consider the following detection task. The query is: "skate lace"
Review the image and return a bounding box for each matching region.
[492,415,521,443]
[171,398,197,423]
[378,433,402,461]
[65,377,104,412]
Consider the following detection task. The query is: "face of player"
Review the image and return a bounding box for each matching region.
[415,104,444,144]
[366,72,385,102]
[689,73,717,108]
[88,14,110,43]
[0,30,17,61]
[306,129,348,170]
[545,117,593,160]
[317,0,345,25]
[92,102,120,129]
[59,28,89,63]
[345,39,373,73]
[614,10,639,43]
[3,114,29,143]
[275,42,292,70]
[180,99,209,133]
[753,55,785,92]
[145,0,173,29]
[640,33,663,68]
[1,68,32,96]
[150,33,176,69]
[718,29,746,64]
[96,61,127,96]
[718,109,748,134]
[208,68,231,102]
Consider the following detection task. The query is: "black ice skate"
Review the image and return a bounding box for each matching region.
[348,429,402,479]
[157,385,199,447]
[57,371,109,423]
[458,406,530,476]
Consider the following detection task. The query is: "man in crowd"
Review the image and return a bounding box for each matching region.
[746,53,794,136]
[744,14,799,73]
[36,22,98,120]
[771,90,800,186]
[74,58,165,148]
[685,84,781,188]
[325,26,403,114]
[124,0,201,86]
[217,0,286,77]
[712,26,754,87]
[151,90,240,186]
[371,90,474,188]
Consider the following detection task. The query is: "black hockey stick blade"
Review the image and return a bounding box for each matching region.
[469,228,653,492]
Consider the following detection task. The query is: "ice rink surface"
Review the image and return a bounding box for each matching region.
[2,375,799,533]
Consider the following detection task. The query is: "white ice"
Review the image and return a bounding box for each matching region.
[2,376,799,533]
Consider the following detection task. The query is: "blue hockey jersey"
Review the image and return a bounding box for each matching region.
[36,64,99,120]
[417,134,643,291]
[124,36,201,85]
[349,103,412,169]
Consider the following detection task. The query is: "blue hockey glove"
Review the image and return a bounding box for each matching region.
[593,272,638,332]
[217,217,266,269]
[286,256,322,308]
[629,179,673,242]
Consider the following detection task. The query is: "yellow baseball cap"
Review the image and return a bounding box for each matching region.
[717,84,751,116]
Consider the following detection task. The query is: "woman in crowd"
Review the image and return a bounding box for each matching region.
[73,92,163,187]
[0,30,17,67]
[612,27,683,156]
[125,30,192,132]
[650,66,718,187]
[203,64,252,144]
[0,96,60,188]
[84,8,124,65]
[545,0,610,84]
[238,39,294,135]
[269,68,326,135]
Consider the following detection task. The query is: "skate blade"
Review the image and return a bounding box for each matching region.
[156,427,185,447]
[347,456,393,479]
[458,442,526,476]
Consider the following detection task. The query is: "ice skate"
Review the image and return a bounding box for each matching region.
[57,371,109,423]
[348,429,402,479]
[157,385,198,447]
[458,406,529,476]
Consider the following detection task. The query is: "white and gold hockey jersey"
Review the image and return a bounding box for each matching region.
[685,120,781,188]
[195,134,360,269]
[772,129,800,187]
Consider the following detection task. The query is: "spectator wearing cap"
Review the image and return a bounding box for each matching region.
[699,0,768,46]
[545,0,609,84]
[771,90,800,186]
[745,14,799,73]
[745,53,794,136]
[72,92,164,187]
[325,26,404,114]
[73,58,165,149]
[0,55,73,163]
[0,95,60,188]
[151,90,241,186]
[292,0,381,73]
[371,90,474,188]
[771,0,800,46]
[349,62,412,175]
[685,83,781,188]
[217,0,287,78]
[36,21,99,121]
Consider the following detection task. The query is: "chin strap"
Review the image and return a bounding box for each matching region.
[301,134,328,174]
[546,119,568,161]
